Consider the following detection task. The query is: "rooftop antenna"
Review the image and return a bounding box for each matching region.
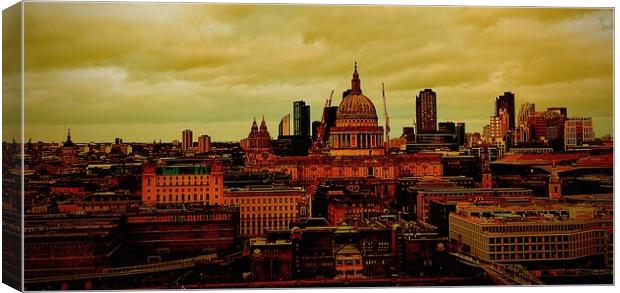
[382,82,390,144]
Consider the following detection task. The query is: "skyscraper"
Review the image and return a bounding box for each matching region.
[415,89,437,134]
[456,122,466,146]
[278,114,291,137]
[517,102,536,143]
[198,134,211,153]
[182,129,193,151]
[518,102,536,126]
[495,92,516,132]
[293,100,311,137]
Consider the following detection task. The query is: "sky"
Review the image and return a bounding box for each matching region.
[8,2,614,143]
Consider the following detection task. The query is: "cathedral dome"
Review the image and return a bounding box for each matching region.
[63,129,75,148]
[335,62,378,121]
[336,93,377,120]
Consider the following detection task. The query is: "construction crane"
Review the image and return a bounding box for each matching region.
[321,90,334,125]
[327,89,333,107]
[312,90,334,153]
[381,82,390,144]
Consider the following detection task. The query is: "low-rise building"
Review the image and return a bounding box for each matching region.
[221,185,309,238]
[449,201,612,266]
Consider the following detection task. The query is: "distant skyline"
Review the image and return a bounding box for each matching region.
[4,3,614,142]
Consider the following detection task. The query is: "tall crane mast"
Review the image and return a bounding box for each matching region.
[313,90,334,154]
[382,82,390,144]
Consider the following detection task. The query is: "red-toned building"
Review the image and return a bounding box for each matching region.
[249,237,294,281]
[526,110,567,149]
[141,159,224,206]
[326,193,385,226]
[24,214,122,279]
[122,206,240,263]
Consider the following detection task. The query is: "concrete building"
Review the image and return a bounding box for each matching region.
[449,201,612,265]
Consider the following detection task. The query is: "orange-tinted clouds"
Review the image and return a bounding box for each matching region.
[18,3,613,142]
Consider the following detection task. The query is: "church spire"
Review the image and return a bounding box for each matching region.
[250,117,258,135]
[259,116,268,132]
[351,61,362,94]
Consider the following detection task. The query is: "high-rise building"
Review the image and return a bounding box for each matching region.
[518,103,536,125]
[182,129,193,151]
[495,92,515,132]
[564,117,595,150]
[293,100,311,137]
[517,102,536,143]
[198,134,212,153]
[489,116,502,138]
[456,123,466,146]
[415,89,437,134]
[278,114,291,137]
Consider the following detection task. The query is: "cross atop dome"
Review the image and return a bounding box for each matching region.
[351,61,362,94]
[63,128,75,148]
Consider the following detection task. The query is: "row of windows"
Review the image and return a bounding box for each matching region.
[490,244,572,252]
[485,223,584,233]
[147,188,218,195]
[240,205,296,212]
[242,213,296,219]
[488,247,604,261]
[154,187,209,192]
[488,232,604,244]
[155,194,208,202]
[224,197,297,205]
[241,219,293,236]
[157,182,209,187]
[158,175,209,179]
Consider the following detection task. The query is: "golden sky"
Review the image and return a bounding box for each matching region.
[13,3,614,142]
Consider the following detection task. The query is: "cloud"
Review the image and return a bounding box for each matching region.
[18,3,613,142]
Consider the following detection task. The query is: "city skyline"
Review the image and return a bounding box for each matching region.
[6,3,613,143]
[3,2,614,290]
